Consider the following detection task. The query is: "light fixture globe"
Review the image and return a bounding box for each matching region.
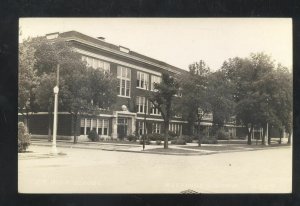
[53,86,59,94]
[121,105,128,111]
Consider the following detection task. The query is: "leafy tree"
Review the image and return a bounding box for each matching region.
[86,67,118,110]
[269,65,292,144]
[221,52,292,145]
[179,60,211,145]
[207,70,235,136]
[18,39,39,129]
[148,73,179,149]
[35,73,55,141]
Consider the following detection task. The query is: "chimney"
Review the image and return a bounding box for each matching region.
[97,37,105,41]
[46,32,59,40]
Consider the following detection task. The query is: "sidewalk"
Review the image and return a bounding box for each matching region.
[26,139,291,157]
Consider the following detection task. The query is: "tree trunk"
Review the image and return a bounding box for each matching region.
[279,128,282,144]
[247,124,253,145]
[164,119,169,149]
[73,114,78,144]
[197,116,202,147]
[47,107,52,142]
[268,130,271,145]
[261,124,266,145]
[25,111,29,133]
[287,130,292,144]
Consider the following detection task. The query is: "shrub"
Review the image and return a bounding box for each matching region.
[18,122,31,152]
[147,133,163,141]
[156,140,162,145]
[139,139,150,145]
[216,129,230,140]
[201,137,218,144]
[168,131,178,140]
[127,134,137,142]
[180,135,193,143]
[171,138,186,145]
[99,137,105,141]
[88,130,99,142]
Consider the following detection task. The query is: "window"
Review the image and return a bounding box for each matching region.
[138,121,147,136]
[117,66,131,97]
[152,123,161,134]
[80,118,85,135]
[169,123,182,135]
[150,102,161,115]
[80,118,109,136]
[136,96,148,114]
[137,71,149,89]
[82,56,110,73]
[151,75,161,91]
[86,118,91,134]
[97,119,109,135]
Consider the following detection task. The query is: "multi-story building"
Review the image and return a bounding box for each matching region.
[24,31,195,141]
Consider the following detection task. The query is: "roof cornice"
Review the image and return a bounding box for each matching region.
[63,36,181,74]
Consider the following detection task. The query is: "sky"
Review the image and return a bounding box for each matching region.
[19,18,292,71]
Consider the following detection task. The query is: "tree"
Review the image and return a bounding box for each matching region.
[148,73,179,149]
[269,64,292,144]
[87,67,118,110]
[221,52,291,145]
[35,73,56,141]
[207,70,235,136]
[18,39,39,129]
[31,38,75,141]
[61,68,92,144]
[179,60,211,145]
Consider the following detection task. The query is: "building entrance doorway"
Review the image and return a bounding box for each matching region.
[117,118,128,139]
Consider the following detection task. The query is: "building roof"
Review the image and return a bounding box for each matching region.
[58,31,187,74]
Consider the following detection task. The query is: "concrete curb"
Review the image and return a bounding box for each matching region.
[30,142,291,157]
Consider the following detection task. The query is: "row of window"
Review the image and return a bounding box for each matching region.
[81,56,178,98]
[118,67,162,97]
[80,118,109,136]
[136,96,161,115]
[137,122,161,136]
[80,118,181,137]
[82,56,110,72]
[169,123,182,135]
[137,122,182,136]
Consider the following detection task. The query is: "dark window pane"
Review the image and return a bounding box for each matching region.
[98,128,102,135]
[104,128,108,135]
[80,127,85,135]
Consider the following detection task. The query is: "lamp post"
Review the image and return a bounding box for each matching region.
[51,85,59,154]
[51,64,60,155]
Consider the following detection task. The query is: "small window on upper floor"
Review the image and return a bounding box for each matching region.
[151,75,162,91]
[137,71,149,90]
[81,56,110,73]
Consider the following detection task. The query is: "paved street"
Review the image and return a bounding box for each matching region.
[18,145,292,193]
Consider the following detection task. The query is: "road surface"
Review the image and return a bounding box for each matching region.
[18,145,292,193]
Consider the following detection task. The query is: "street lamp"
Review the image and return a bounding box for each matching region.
[51,64,60,155]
